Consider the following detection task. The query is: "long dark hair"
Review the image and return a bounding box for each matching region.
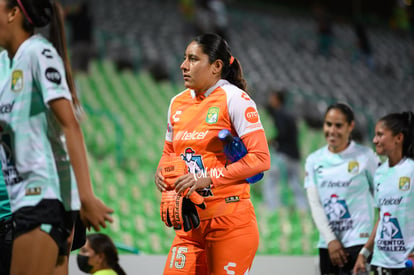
[7,0,81,112]
[87,233,127,275]
[193,33,247,91]
[379,111,414,159]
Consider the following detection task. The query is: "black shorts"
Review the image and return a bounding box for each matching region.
[12,199,77,256]
[71,212,86,251]
[370,265,409,275]
[319,245,364,275]
[0,216,12,275]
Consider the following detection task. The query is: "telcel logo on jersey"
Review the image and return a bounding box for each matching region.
[321,180,352,188]
[379,196,403,206]
[177,130,209,141]
[0,101,15,114]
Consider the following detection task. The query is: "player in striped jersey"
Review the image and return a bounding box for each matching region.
[305,103,380,275]
[354,112,414,275]
[0,0,113,274]
[155,33,270,274]
[0,162,12,274]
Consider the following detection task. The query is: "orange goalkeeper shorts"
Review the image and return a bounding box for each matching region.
[163,200,259,275]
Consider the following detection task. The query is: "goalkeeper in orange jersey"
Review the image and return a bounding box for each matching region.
[154,33,270,275]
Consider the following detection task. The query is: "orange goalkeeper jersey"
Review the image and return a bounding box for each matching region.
[160,79,270,219]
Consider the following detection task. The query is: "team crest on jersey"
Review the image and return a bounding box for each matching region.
[11,70,23,92]
[206,107,219,124]
[399,177,410,191]
[347,161,359,174]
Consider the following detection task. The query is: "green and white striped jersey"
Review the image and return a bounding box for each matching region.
[0,34,80,213]
[305,141,379,248]
[372,157,414,269]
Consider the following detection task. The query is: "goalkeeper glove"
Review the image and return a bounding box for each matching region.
[160,189,206,232]
[160,190,181,229]
[160,154,187,189]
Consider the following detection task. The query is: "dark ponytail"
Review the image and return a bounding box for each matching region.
[193,33,247,91]
[113,263,127,275]
[48,1,81,114]
[402,111,414,158]
[225,57,247,92]
[379,111,414,159]
[7,0,82,116]
[87,233,127,275]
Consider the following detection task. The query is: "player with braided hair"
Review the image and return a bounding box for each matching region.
[0,0,113,274]
[154,33,270,274]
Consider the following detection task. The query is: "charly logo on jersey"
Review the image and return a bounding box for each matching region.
[324,194,353,232]
[41,48,53,59]
[315,165,324,174]
[45,67,61,85]
[377,212,406,252]
[172,110,182,122]
[347,160,359,174]
[241,92,250,101]
[11,70,23,92]
[399,176,410,191]
[180,148,213,197]
[206,107,219,124]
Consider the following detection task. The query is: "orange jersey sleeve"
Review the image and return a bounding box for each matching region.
[210,129,270,187]
[157,140,174,170]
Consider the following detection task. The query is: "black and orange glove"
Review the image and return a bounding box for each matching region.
[180,189,206,231]
[160,189,206,232]
[159,154,206,231]
[160,190,181,229]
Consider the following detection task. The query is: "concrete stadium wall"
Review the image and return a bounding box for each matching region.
[69,255,319,274]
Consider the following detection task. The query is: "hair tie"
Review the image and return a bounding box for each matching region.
[16,0,34,25]
[229,56,234,65]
